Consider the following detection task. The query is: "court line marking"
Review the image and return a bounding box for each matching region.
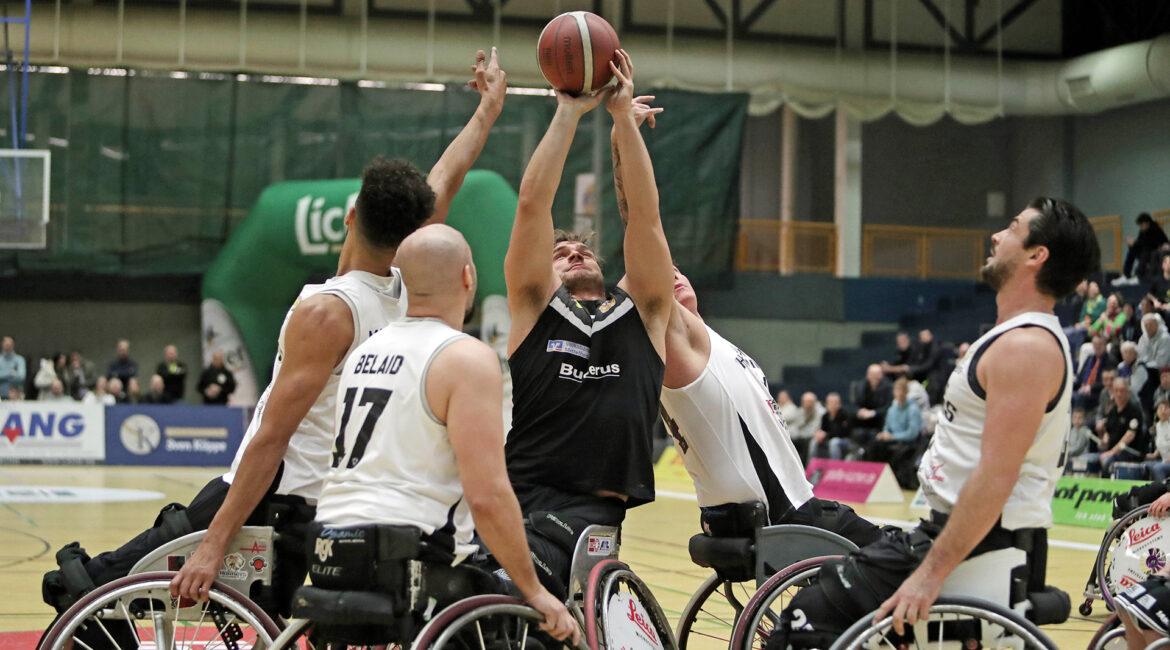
[655,490,1100,552]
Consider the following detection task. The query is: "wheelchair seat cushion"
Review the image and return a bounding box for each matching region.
[291,585,399,625]
[688,534,754,582]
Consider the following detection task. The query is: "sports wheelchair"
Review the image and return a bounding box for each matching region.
[1082,504,1170,619]
[268,524,678,650]
[39,525,282,649]
[730,544,1070,650]
[675,500,860,650]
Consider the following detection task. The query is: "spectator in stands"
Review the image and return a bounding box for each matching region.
[107,377,127,403]
[6,386,23,401]
[198,351,236,406]
[881,332,916,379]
[774,389,800,425]
[1089,293,1127,344]
[864,377,921,463]
[39,378,72,402]
[67,351,97,399]
[1093,368,1122,426]
[956,341,970,360]
[1074,334,1117,409]
[1119,342,1150,391]
[82,377,116,406]
[1150,254,1170,311]
[126,377,142,404]
[1095,377,1148,476]
[34,354,65,399]
[788,392,825,464]
[1064,408,1092,473]
[1119,213,1170,285]
[1118,303,1142,344]
[1066,281,1105,352]
[106,339,138,386]
[0,336,25,399]
[881,329,948,403]
[853,363,893,444]
[139,374,172,404]
[1155,368,1170,409]
[810,392,851,460]
[155,345,187,402]
[1139,313,1170,369]
[1063,280,1088,328]
[1144,401,1170,482]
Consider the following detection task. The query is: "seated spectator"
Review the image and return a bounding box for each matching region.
[33,355,62,398]
[852,363,892,447]
[1065,281,1104,353]
[1118,302,1142,344]
[126,377,142,404]
[155,345,187,402]
[1144,400,1170,482]
[1078,377,1148,476]
[1118,341,1151,394]
[1139,313,1170,369]
[198,351,237,405]
[106,339,138,386]
[1089,293,1127,342]
[6,386,23,401]
[810,392,850,460]
[1092,368,1123,427]
[82,376,117,405]
[0,336,25,399]
[38,378,72,402]
[1062,279,1088,328]
[864,377,921,463]
[139,374,172,404]
[1074,334,1117,409]
[774,389,800,425]
[788,392,825,464]
[1155,367,1170,409]
[107,377,128,403]
[66,350,97,399]
[1118,212,1169,284]
[1150,254,1170,314]
[882,329,948,404]
[1064,408,1092,473]
[880,332,916,379]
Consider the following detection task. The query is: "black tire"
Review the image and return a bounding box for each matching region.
[675,572,755,650]
[729,556,835,650]
[1081,599,1095,617]
[829,595,1059,650]
[39,571,280,650]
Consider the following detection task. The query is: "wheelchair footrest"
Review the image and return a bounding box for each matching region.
[1026,586,1070,626]
[688,534,755,582]
[291,585,399,625]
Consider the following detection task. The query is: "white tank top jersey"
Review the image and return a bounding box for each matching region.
[659,325,814,516]
[224,270,407,501]
[314,319,476,561]
[919,311,1073,530]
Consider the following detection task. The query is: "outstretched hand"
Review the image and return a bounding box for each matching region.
[468,47,506,115]
[556,87,611,118]
[605,49,636,117]
[631,95,664,129]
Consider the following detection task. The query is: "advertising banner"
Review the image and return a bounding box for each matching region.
[0,401,105,462]
[806,458,904,504]
[105,405,247,467]
[1052,476,1147,529]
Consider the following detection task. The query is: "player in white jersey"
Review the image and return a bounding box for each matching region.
[774,197,1100,648]
[158,50,507,612]
[307,224,576,642]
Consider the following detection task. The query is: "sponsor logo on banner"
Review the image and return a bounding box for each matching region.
[201,298,259,406]
[104,405,247,467]
[1051,476,1146,529]
[805,459,884,503]
[295,193,358,256]
[0,402,105,462]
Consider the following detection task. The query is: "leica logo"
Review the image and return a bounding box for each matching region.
[627,598,659,645]
[1128,522,1163,546]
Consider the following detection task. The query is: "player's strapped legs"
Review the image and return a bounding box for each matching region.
[493,484,625,600]
[784,498,884,548]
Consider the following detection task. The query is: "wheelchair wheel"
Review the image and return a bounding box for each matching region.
[829,595,1058,650]
[584,558,677,650]
[1087,613,1124,650]
[1096,505,1153,610]
[729,556,835,650]
[267,618,408,649]
[675,573,755,650]
[39,571,280,650]
[414,594,588,650]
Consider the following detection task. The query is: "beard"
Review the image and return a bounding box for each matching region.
[980,256,1015,292]
[563,268,605,297]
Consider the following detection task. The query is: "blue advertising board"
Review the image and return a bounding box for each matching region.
[104,405,247,466]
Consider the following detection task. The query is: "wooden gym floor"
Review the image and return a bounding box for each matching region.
[0,465,1114,648]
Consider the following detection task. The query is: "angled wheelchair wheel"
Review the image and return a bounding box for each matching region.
[1087,613,1124,650]
[1146,638,1170,649]
[413,594,588,650]
[268,618,408,649]
[729,556,835,650]
[39,571,280,650]
[584,559,677,650]
[1096,505,1153,611]
[676,573,755,650]
[829,596,1059,650]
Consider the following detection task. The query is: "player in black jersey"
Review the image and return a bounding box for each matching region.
[500,51,674,599]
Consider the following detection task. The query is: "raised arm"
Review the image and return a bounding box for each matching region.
[425,48,507,225]
[607,51,674,357]
[170,295,353,601]
[504,90,607,353]
[429,339,579,643]
[874,327,1064,633]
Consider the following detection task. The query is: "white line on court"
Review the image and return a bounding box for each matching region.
[655,490,1100,552]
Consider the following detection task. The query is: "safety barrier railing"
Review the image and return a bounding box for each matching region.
[736,219,836,274]
[1090,215,1122,272]
[861,225,987,279]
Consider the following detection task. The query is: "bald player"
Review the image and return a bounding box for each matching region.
[305,225,576,642]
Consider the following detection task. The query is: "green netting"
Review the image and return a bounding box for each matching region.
[0,69,746,285]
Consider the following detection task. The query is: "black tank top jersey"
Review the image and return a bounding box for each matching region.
[506,285,665,507]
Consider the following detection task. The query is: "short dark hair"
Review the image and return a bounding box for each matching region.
[552,229,605,265]
[1023,197,1101,299]
[1138,212,1153,225]
[354,156,435,250]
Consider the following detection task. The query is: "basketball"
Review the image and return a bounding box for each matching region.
[537,11,621,95]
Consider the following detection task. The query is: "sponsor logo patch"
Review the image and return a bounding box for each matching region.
[546,339,590,359]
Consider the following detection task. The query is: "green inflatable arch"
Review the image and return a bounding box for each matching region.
[201,170,517,404]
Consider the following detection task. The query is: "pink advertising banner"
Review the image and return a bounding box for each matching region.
[806,458,892,503]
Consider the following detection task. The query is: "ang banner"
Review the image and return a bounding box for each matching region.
[105,405,247,467]
[0,401,105,463]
